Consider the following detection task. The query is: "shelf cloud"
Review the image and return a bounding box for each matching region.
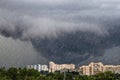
[0,0,120,66]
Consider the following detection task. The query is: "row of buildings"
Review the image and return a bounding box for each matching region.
[79,62,120,75]
[27,61,120,75]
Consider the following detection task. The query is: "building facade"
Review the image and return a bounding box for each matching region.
[49,61,75,72]
[78,62,120,75]
[27,64,48,72]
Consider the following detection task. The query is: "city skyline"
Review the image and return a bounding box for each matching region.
[27,61,120,75]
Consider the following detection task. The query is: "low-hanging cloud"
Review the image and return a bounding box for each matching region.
[0,0,120,65]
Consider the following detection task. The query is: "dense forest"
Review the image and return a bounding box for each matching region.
[0,67,120,80]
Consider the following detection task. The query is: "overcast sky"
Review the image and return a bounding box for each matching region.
[0,0,120,67]
[0,0,120,38]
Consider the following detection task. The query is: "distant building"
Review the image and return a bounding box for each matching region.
[27,64,48,72]
[28,62,120,75]
[37,64,48,72]
[78,62,120,75]
[27,65,34,69]
[41,65,49,71]
[34,65,37,70]
[103,65,120,74]
[49,61,75,73]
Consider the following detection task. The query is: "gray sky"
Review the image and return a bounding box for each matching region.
[0,35,48,67]
[1,0,120,39]
[0,0,120,67]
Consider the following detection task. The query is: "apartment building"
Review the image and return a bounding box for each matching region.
[78,62,120,75]
[49,61,75,72]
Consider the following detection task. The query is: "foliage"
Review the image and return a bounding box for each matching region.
[0,67,120,80]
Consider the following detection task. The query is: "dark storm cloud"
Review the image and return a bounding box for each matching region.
[0,0,120,65]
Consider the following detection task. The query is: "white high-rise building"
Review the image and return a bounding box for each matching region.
[38,64,48,71]
[27,64,48,72]
[34,65,37,70]
[38,64,41,72]
[41,65,49,71]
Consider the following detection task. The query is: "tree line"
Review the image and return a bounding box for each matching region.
[0,67,120,80]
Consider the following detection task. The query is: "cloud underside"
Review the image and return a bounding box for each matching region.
[0,0,120,65]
